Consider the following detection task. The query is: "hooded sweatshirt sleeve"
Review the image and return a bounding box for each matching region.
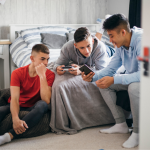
[92,48,122,82]
[114,39,141,85]
[53,43,70,71]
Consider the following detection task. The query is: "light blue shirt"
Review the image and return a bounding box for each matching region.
[92,26,143,85]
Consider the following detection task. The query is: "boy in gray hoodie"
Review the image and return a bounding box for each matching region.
[82,14,141,148]
[53,27,109,75]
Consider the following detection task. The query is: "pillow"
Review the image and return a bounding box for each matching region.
[10,36,28,62]
[41,33,67,49]
[38,26,69,36]
[20,28,42,48]
[10,36,32,68]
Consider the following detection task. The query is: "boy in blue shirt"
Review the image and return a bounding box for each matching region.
[82,14,141,148]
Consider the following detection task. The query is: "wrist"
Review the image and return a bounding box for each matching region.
[39,74,46,79]
[12,116,19,122]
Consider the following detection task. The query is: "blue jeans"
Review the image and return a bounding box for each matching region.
[0,100,48,138]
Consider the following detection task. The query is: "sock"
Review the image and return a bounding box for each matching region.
[0,133,11,145]
[122,132,139,148]
[100,122,129,134]
[96,18,104,34]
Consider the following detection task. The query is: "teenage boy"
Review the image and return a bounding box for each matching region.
[82,14,142,148]
[0,44,55,145]
[53,27,109,75]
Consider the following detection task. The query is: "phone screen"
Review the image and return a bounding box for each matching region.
[79,65,94,75]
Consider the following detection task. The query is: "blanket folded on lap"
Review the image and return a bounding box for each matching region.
[50,72,115,134]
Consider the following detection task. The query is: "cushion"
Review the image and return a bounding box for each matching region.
[10,36,31,67]
[41,33,67,49]
[10,36,32,68]
[20,28,42,48]
[38,26,69,36]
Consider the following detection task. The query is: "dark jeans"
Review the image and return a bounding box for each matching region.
[0,100,48,138]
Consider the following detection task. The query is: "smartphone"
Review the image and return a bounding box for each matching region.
[79,64,94,75]
[61,66,74,71]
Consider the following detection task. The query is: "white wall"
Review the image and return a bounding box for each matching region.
[139,0,150,149]
[107,0,130,18]
[0,0,107,39]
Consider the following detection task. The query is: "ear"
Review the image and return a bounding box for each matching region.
[30,55,34,62]
[121,29,126,36]
[74,43,77,49]
[92,37,94,44]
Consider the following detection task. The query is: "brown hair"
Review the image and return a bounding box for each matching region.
[32,44,49,54]
[74,27,91,43]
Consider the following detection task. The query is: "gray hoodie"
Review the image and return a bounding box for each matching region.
[53,36,109,71]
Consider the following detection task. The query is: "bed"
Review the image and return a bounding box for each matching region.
[9,24,115,135]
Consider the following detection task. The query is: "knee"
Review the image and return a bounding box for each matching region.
[128,82,139,96]
[35,100,48,113]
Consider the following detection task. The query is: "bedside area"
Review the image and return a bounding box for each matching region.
[0,40,11,89]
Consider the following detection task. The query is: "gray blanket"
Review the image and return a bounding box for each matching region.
[49,72,115,134]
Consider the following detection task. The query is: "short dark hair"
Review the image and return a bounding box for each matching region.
[103,14,130,32]
[74,27,91,43]
[32,44,49,54]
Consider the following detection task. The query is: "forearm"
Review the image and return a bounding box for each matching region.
[10,99,20,121]
[114,71,140,85]
[40,75,51,104]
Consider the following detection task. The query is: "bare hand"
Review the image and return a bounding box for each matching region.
[57,65,66,75]
[35,63,46,77]
[13,118,28,135]
[95,76,114,89]
[68,64,81,76]
[81,72,95,82]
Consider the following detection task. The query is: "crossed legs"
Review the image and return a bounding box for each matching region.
[0,100,48,145]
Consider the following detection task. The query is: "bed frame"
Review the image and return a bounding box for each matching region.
[9,24,101,73]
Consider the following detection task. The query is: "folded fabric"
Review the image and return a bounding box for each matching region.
[41,33,67,49]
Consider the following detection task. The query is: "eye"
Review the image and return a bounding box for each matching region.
[87,45,90,48]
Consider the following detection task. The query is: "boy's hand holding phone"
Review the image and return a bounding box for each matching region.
[81,72,95,82]
[80,64,95,82]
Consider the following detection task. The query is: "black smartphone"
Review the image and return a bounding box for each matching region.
[79,64,94,75]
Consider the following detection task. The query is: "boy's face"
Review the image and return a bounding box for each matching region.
[30,52,50,67]
[107,29,126,48]
[74,36,94,57]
